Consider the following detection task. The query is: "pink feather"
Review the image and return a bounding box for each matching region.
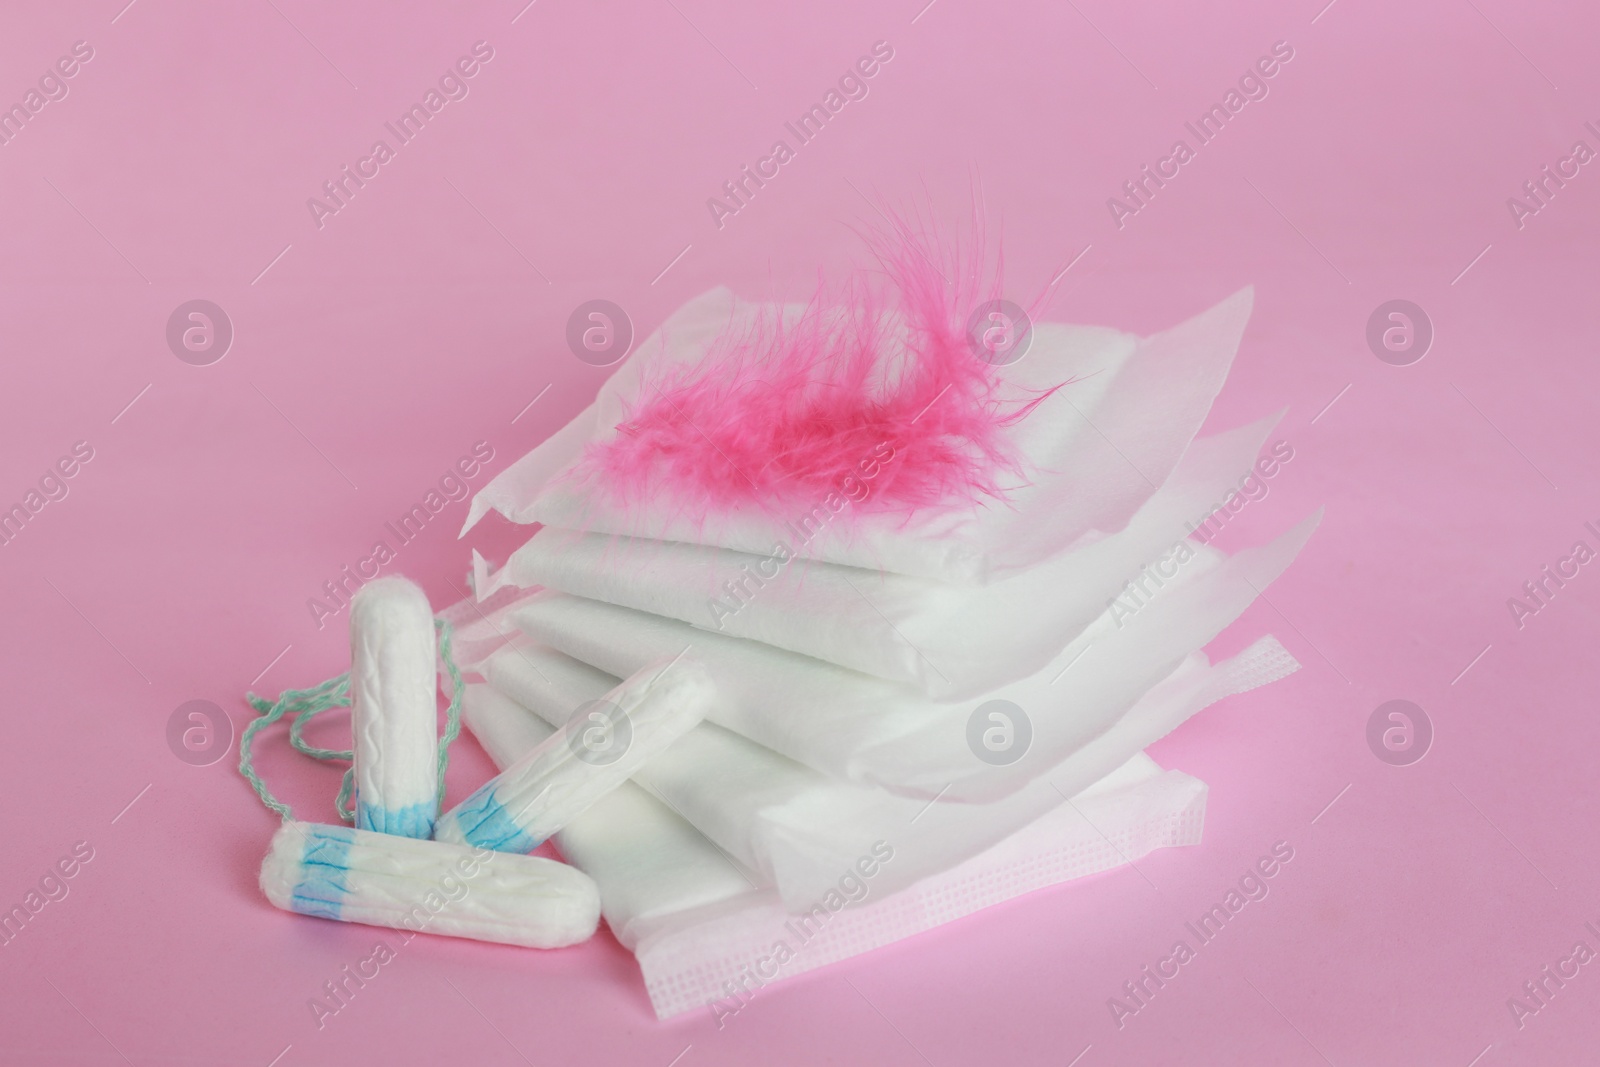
[571,218,1063,522]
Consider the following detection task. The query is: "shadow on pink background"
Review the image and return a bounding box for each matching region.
[0,0,1596,1063]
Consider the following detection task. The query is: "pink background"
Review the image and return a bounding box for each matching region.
[1,0,1596,1063]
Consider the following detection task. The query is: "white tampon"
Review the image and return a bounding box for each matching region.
[259,821,600,948]
[435,656,715,853]
[349,577,440,838]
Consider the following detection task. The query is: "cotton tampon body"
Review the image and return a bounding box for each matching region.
[349,577,440,838]
[434,657,715,853]
[259,821,600,948]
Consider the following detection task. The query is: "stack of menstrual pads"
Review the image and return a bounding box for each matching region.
[450,281,1317,1019]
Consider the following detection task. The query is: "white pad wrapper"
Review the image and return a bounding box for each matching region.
[509,512,1318,802]
[259,820,600,948]
[475,635,1295,909]
[633,777,1207,1021]
[349,577,439,838]
[481,413,1283,698]
[460,684,1211,1018]
[463,287,1254,583]
[434,658,714,853]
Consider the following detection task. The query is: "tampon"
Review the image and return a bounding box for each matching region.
[349,577,439,837]
[435,656,715,853]
[259,821,600,948]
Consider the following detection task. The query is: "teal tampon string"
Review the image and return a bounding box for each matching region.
[239,617,466,822]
